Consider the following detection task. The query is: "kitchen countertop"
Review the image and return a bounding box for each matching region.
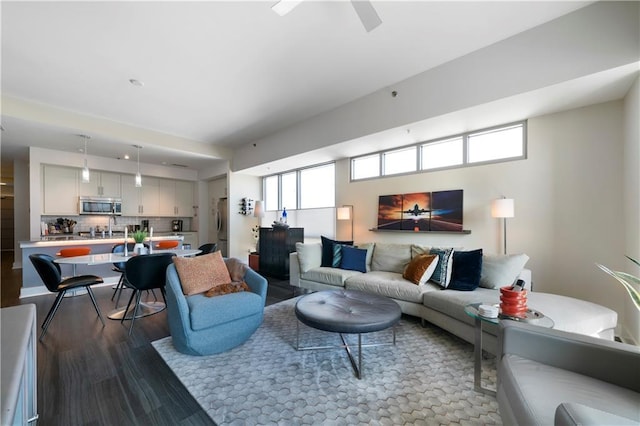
[19,234,184,248]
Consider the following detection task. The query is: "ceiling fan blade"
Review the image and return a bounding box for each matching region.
[350,0,382,32]
[271,0,304,17]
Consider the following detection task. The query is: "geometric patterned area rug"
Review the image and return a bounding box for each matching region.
[152,297,502,425]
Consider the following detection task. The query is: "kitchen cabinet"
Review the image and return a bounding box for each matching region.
[179,231,198,249]
[121,175,160,216]
[78,171,121,198]
[258,227,303,279]
[158,179,194,217]
[42,165,79,215]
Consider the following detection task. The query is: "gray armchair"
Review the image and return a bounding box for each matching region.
[497,320,640,425]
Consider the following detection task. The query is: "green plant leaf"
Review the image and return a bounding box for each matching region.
[596,263,640,311]
[625,255,640,269]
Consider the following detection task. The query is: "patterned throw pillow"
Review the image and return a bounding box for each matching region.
[321,236,353,267]
[429,248,455,288]
[173,251,232,295]
[403,254,439,285]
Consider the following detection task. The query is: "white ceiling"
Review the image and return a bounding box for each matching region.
[0,0,614,173]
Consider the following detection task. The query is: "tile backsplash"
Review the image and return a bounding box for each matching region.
[41,216,192,234]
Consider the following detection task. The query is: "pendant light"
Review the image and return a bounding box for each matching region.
[134,145,142,187]
[81,135,91,183]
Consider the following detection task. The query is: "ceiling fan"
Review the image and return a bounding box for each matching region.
[272,0,382,32]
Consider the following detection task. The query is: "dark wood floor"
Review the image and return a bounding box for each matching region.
[1,251,299,426]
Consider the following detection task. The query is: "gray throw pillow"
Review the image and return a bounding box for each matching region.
[479,254,530,289]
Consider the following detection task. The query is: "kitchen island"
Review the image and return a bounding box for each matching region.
[19,235,184,298]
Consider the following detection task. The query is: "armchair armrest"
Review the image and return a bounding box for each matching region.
[243,267,267,303]
[499,321,640,392]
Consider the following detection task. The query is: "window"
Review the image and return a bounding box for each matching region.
[281,172,297,212]
[421,137,463,170]
[352,154,379,180]
[351,121,526,181]
[383,146,417,175]
[264,175,278,211]
[467,124,524,163]
[263,162,335,211]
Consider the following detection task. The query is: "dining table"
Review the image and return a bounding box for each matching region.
[54,248,201,320]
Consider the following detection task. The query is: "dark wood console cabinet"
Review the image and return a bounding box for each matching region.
[258,227,303,279]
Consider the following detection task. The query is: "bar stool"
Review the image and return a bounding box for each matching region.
[57,246,91,276]
[157,240,180,250]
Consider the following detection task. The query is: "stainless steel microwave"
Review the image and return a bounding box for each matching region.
[78,197,122,215]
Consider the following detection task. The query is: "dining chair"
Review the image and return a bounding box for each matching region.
[121,253,175,336]
[196,243,218,256]
[29,253,105,341]
[110,242,136,307]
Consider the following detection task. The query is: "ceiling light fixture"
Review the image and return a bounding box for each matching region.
[134,145,142,187]
[80,134,91,183]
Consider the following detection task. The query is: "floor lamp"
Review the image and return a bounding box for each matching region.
[491,198,514,255]
[337,205,353,241]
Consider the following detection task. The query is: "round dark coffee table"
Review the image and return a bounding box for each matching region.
[295,289,401,379]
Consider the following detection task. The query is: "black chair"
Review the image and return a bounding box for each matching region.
[121,253,174,336]
[110,242,136,307]
[196,243,218,256]
[29,253,105,341]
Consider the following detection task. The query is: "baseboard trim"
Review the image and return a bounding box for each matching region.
[20,278,120,299]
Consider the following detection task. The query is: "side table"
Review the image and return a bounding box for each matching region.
[248,253,259,271]
[464,302,554,396]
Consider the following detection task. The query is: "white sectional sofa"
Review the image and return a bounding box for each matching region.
[289,242,618,354]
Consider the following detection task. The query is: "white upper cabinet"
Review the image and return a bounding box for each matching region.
[121,175,160,216]
[78,171,121,198]
[42,165,79,215]
[158,179,194,217]
[120,174,142,216]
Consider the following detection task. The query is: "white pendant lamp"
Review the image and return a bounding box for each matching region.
[134,145,142,187]
[81,135,91,183]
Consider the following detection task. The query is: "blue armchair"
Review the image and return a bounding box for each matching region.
[165,261,267,356]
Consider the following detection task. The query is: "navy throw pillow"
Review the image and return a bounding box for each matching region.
[340,246,367,273]
[321,236,353,267]
[448,249,483,291]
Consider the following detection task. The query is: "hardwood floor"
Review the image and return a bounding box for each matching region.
[1,251,299,426]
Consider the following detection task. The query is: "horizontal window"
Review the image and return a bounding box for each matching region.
[264,162,335,211]
[351,121,526,181]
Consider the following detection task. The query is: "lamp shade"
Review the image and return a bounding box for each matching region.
[337,206,351,221]
[254,200,265,218]
[491,198,514,218]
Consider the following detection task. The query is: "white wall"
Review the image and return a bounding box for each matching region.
[12,160,30,268]
[337,100,632,338]
[227,171,261,260]
[623,75,640,344]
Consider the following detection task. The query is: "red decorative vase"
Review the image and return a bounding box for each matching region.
[500,286,528,318]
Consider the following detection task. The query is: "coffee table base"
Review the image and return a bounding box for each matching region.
[295,321,396,379]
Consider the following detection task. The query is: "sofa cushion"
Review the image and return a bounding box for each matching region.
[173,251,231,296]
[429,247,455,288]
[480,253,529,289]
[186,291,264,331]
[301,267,362,287]
[448,249,483,291]
[296,242,322,273]
[411,244,431,258]
[321,236,353,267]
[422,287,500,328]
[340,246,368,272]
[403,254,439,285]
[527,292,617,338]
[345,271,433,303]
[499,354,640,426]
[371,243,412,273]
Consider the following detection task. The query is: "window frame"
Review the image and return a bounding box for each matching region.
[263,161,336,211]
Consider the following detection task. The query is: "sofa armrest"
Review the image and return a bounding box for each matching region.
[499,321,640,392]
[289,252,301,288]
[555,402,640,426]
[244,267,268,303]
